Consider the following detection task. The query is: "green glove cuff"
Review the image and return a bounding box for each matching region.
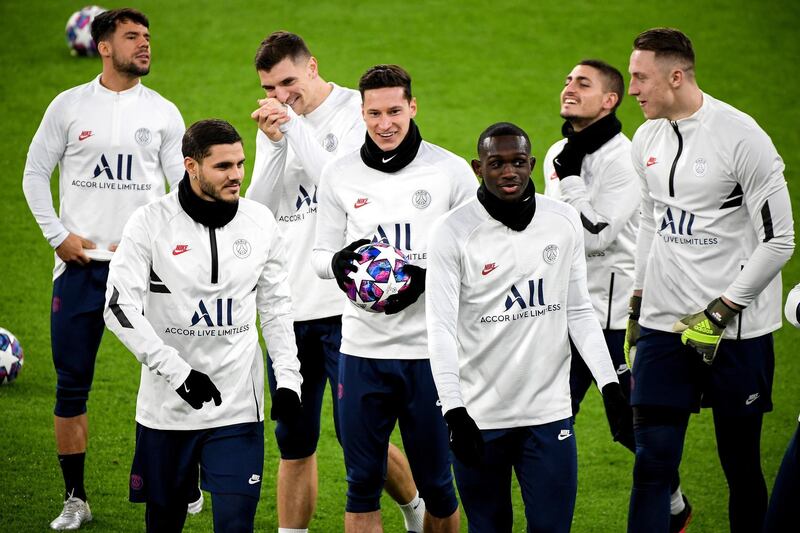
[628,295,642,320]
[705,297,739,329]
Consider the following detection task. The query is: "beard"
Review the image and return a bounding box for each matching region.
[198,173,239,204]
[112,52,150,77]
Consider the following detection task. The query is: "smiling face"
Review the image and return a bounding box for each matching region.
[560,64,617,130]
[258,56,319,115]
[102,19,151,77]
[186,142,245,203]
[472,135,535,202]
[628,49,679,120]
[362,87,417,151]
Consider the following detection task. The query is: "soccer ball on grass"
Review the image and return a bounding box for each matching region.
[0,327,24,385]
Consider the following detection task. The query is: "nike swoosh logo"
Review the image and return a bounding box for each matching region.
[482,264,497,275]
[557,432,572,441]
[79,131,94,141]
[616,365,629,375]
[354,199,370,208]
[745,394,760,405]
[382,154,397,163]
[183,384,190,393]
[248,475,261,485]
[553,158,560,166]
[172,246,190,256]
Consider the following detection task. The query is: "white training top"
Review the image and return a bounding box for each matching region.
[544,132,639,330]
[632,93,794,338]
[312,141,477,359]
[104,191,302,431]
[784,284,800,328]
[427,195,618,429]
[248,83,365,321]
[22,75,185,279]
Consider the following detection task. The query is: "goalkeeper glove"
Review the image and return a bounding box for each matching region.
[553,141,586,179]
[384,264,426,315]
[623,295,642,368]
[443,407,484,466]
[672,297,739,365]
[176,369,222,409]
[331,239,370,292]
[601,382,635,451]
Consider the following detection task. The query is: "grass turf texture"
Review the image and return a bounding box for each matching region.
[1,0,799,530]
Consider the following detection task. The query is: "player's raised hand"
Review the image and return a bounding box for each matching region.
[331,239,370,292]
[176,369,222,410]
[672,297,739,365]
[384,264,426,315]
[444,407,484,466]
[55,233,96,265]
[250,98,290,142]
[270,387,302,426]
[601,382,635,450]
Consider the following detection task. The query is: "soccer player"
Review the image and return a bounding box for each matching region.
[312,64,475,532]
[104,119,303,532]
[543,59,691,530]
[247,33,425,533]
[625,28,794,533]
[21,8,185,530]
[762,284,800,532]
[427,122,629,532]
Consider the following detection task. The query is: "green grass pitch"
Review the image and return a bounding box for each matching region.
[1,0,799,530]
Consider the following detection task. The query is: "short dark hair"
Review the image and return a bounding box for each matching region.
[476,122,531,156]
[182,119,242,162]
[90,8,149,44]
[359,65,413,101]
[254,31,311,72]
[633,27,695,71]
[579,59,625,111]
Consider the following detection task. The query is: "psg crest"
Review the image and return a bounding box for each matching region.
[543,244,559,264]
[135,128,152,146]
[412,189,431,209]
[233,239,251,259]
[323,133,338,152]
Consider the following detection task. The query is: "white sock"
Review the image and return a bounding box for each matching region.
[670,487,685,515]
[278,529,308,533]
[398,491,425,533]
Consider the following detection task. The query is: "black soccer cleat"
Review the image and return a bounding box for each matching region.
[669,495,692,533]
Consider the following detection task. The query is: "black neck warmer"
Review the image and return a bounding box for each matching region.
[477,179,537,231]
[178,174,238,229]
[360,119,423,173]
[561,112,622,153]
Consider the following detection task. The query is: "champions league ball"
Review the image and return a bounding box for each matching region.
[344,242,411,313]
[0,327,24,385]
[65,6,106,57]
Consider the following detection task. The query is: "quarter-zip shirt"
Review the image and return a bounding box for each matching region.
[632,93,794,338]
[544,133,639,330]
[248,84,365,321]
[426,195,618,429]
[104,192,302,430]
[312,141,477,359]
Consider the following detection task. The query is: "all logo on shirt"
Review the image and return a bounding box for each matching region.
[296,184,317,211]
[480,278,561,323]
[163,297,249,337]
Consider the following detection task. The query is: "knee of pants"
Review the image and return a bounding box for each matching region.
[55,385,90,417]
[211,493,257,533]
[274,419,320,460]
[418,481,458,519]
[345,478,384,513]
[633,428,683,486]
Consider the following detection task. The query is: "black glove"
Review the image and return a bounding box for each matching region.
[270,387,302,425]
[601,382,635,451]
[331,239,370,292]
[553,141,586,179]
[384,264,426,315]
[176,369,222,410]
[443,407,484,466]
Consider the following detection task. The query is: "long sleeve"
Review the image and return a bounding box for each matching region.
[257,224,302,395]
[565,212,618,389]
[22,95,70,249]
[247,130,289,214]
[311,163,346,279]
[103,208,191,387]
[558,155,639,254]
[632,132,656,292]
[723,131,794,306]
[426,217,464,413]
[159,102,186,189]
